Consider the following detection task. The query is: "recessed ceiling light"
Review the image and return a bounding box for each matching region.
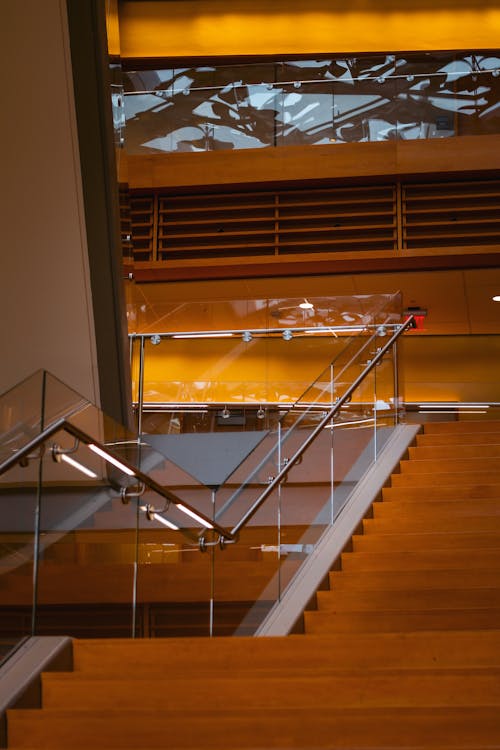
[493,295,500,302]
[299,299,314,309]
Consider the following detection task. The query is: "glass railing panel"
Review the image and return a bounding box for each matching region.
[0,455,39,661]
[63,405,217,533]
[212,330,372,532]
[0,370,46,465]
[135,505,212,638]
[0,420,216,641]
[34,428,138,638]
[0,370,92,468]
[42,371,92,427]
[139,404,282,437]
[123,53,500,154]
[336,76,398,143]
[212,487,280,636]
[457,69,500,137]
[276,82,334,147]
[124,84,280,153]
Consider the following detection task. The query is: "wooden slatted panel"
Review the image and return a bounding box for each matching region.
[153,184,397,261]
[402,179,500,249]
[129,194,155,261]
[277,184,397,254]
[128,178,500,268]
[157,191,277,260]
[118,185,133,262]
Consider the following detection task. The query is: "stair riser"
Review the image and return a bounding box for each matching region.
[304,610,500,634]
[382,486,500,500]
[8,708,500,749]
[351,532,500,552]
[41,673,500,710]
[340,550,500,571]
[416,434,500,447]
[423,421,500,434]
[371,500,500,518]
[316,588,500,611]
[329,569,500,590]
[72,632,500,673]
[409,445,500,460]
[399,458,500,474]
[390,472,500,487]
[363,518,500,533]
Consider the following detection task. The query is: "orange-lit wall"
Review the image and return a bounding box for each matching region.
[401,336,500,403]
[118,0,500,59]
[131,335,500,405]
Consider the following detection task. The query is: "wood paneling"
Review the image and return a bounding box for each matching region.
[125,137,500,191]
[125,177,500,277]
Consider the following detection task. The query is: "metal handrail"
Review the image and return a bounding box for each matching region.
[213,323,385,524]
[230,316,414,537]
[0,417,235,542]
[0,317,412,549]
[128,323,400,342]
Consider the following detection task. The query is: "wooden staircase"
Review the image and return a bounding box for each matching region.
[6,420,500,748]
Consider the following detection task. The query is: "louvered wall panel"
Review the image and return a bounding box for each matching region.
[128,179,500,268]
[402,180,500,249]
[157,192,277,260]
[130,195,155,261]
[277,185,396,255]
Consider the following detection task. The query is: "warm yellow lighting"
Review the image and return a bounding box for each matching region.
[175,503,214,529]
[152,513,179,531]
[172,333,233,339]
[59,453,98,479]
[88,444,136,476]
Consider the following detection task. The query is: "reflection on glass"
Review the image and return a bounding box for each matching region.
[123,52,500,153]
[0,457,38,661]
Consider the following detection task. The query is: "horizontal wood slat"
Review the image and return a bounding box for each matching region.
[125,178,500,270]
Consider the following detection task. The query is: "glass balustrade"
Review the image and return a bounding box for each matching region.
[0,293,409,648]
[123,52,500,154]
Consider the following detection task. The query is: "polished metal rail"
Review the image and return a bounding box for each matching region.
[229,316,414,538]
[0,417,234,542]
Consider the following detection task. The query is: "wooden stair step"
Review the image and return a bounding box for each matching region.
[72,631,500,673]
[390,470,500,487]
[340,548,500,571]
[423,420,500,434]
[304,609,500,633]
[416,432,500,447]
[316,587,500,611]
[40,670,500,710]
[8,706,500,748]
[409,444,500,460]
[382,485,500,501]
[363,516,500,533]
[399,456,500,474]
[329,568,500,590]
[351,531,500,552]
[371,498,500,518]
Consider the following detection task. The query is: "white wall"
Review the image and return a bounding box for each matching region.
[0,0,100,404]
